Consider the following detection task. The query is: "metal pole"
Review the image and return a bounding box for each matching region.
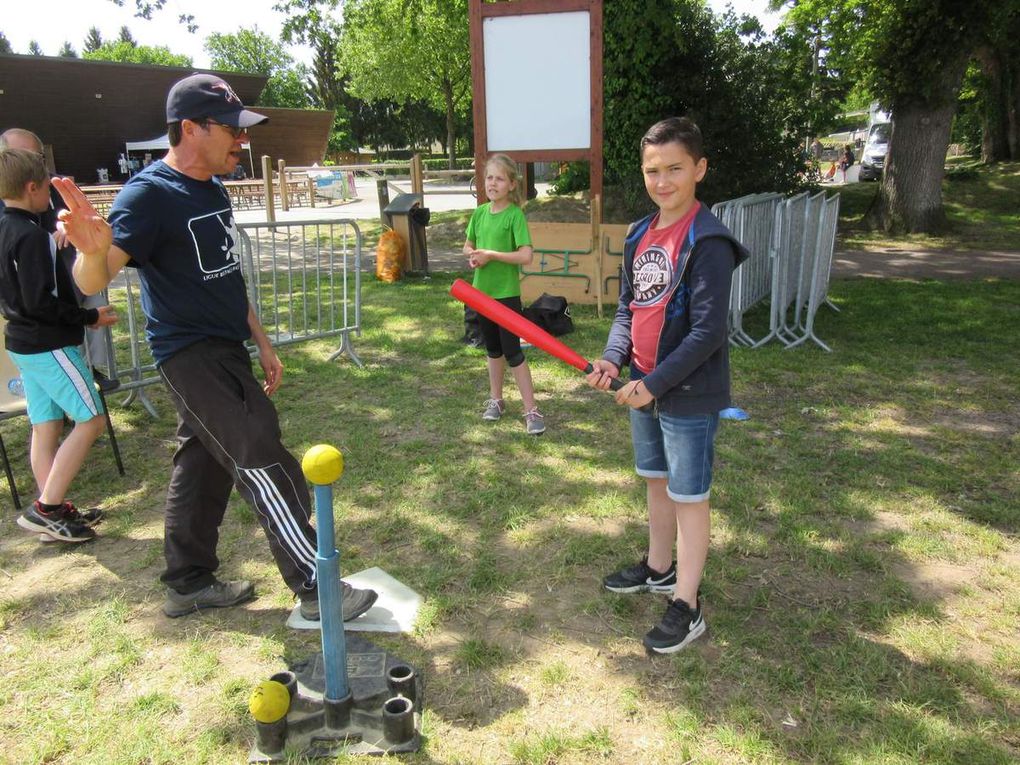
[311,483,349,702]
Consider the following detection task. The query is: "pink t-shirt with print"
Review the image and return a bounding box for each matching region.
[629,202,700,373]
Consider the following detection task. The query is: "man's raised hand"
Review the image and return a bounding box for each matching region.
[51,177,113,258]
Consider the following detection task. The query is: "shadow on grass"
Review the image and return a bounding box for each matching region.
[0,275,1015,763]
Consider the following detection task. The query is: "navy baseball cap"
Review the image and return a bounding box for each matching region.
[166,74,268,128]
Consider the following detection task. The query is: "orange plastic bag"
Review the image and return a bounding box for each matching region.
[376,229,405,283]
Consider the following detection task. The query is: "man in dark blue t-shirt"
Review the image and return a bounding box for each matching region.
[52,74,376,622]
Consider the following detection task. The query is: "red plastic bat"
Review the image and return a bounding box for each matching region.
[449,278,624,392]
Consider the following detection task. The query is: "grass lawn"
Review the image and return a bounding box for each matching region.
[838,160,1020,251]
[0,273,1017,764]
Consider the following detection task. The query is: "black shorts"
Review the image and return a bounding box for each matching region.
[478,295,525,366]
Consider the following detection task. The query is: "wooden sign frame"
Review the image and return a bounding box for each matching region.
[469,0,604,212]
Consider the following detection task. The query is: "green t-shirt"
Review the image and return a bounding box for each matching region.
[465,203,532,299]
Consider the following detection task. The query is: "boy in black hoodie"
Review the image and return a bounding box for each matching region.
[0,148,117,542]
[586,118,748,654]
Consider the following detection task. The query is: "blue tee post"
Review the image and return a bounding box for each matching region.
[302,445,350,703]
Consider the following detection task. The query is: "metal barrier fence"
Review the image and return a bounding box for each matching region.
[712,193,784,346]
[785,193,840,351]
[98,220,363,415]
[714,190,841,351]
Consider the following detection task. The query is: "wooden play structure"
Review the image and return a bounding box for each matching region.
[522,200,629,315]
[470,0,616,313]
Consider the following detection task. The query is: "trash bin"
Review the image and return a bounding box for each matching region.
[383,193,430,275]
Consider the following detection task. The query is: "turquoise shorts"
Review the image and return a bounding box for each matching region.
[7,346,104,425]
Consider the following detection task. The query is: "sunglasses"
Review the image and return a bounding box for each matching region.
[204,120,248,140]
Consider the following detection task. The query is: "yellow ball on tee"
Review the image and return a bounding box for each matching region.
[301,444,345,485]
[249,680,290,723]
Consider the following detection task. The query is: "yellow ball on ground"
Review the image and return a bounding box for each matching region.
[249,679,291,723]
[301,444,345,485]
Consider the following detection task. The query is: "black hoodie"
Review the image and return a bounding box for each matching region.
[602,204,749,416]
[0,206,98,354]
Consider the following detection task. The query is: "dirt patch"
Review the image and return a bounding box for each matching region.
[889,559,979,602]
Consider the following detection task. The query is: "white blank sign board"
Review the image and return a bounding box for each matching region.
[484,11,591,151]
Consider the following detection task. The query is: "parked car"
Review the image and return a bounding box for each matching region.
[859,122,891,181]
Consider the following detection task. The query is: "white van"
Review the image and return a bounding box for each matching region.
[859,121,891,181]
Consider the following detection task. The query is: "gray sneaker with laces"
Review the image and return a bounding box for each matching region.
[482,398,505,421]
[524,407,546,435]
[299,580,378,622]
[163,579,256,618]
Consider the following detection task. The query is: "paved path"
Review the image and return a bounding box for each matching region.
[832,247,1020,280]
[416,243,1020,281]
[236,186,1019,281]
[387,244,1020,281]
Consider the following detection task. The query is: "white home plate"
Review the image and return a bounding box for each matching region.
[286,567,422,633]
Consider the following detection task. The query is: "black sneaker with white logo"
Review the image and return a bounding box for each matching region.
[17,501,96,543]
[60,501,104,526]
[603,557,676,594]
[643,596,706,654]
[38,502,104,543]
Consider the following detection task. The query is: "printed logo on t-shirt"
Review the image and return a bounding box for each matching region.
[632,245,673,306]
[187,208,242,279]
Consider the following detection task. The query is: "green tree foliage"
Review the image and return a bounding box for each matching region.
[339,0,471,165]
[83,27,104,54]
[784,0,1005,232]
[952,63,984,155]
[58,42,78,58]
[28,41,43,56]
[0,32,13,55]
[204,27,311,109]
[83,41,191,67]
[118,26,137,46]
[108,0,198,31]
[277,0,354,155]
[604,0,814,214]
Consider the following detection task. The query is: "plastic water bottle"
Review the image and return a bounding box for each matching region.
[7,377,24,398]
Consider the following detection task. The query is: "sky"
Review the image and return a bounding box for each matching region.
[2,0,781,68]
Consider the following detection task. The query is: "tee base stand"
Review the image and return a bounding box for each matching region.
[248,633,423,761]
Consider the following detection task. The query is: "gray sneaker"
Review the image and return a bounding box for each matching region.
[299,581,378,622]
[524,407,546,435]
[482,398,505,421]
[163,579,256,618]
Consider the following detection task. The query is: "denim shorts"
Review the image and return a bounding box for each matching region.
[630,408,719,502]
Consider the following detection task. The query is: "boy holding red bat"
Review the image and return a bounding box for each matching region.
[586,117,747,654]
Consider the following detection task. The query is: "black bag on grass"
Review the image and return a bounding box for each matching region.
[524,293,574,337]
[462,306,485,347]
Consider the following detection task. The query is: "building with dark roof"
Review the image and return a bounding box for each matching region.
[0,54,333,182]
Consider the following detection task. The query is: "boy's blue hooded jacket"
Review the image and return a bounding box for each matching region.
[602,204,748,416]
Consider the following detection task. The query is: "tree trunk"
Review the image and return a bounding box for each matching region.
[978,48,1011,162]
[874,101,957,232]
[443,80,456,169]
[1009,57,1020,160]
[871,59,968,234]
